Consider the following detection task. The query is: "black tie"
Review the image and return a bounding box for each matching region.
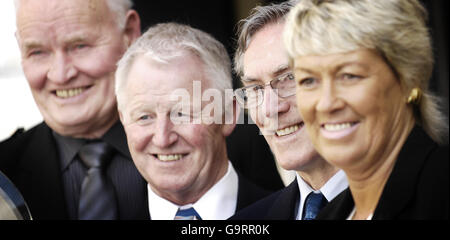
[78,141,118,220]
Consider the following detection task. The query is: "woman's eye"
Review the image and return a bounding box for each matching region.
[298,77,317,87]
[341,73,362,81]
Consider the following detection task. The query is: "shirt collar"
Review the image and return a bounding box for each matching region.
[296,170,348,219]
[52,131,86,171]
[147,161,238,220]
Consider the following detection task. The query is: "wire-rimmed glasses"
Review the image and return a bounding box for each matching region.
[234,72,296,109]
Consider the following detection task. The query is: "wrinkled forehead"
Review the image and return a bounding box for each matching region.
[128,54,211,94]
[16,0,111,30]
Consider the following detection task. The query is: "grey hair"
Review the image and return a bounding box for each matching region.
[115,22,233,113]
[284,0,448,144]
[14,0,133,30]
[233,0,298,78]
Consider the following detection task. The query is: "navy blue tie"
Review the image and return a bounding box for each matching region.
[174,207,202,220]
[78,141,118,220]
[302,192,327,220]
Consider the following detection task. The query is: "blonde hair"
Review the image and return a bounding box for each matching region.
[284,0,448,144]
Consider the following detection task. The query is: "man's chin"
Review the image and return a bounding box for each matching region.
[45,117,114,138]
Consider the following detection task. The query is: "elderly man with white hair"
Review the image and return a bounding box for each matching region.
[115,22,271,220]
[0,0,145,219]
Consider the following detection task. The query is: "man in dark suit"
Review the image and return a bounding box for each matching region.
[0,0,146,219]
[1,0,279,220]
[230,1,348,220]
[115,22,270,219]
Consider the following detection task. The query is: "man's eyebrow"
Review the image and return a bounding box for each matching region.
[21,34,89,52]
[65,36,87,45]
[241,76,257,83]
[62,31,94,44]
[21,40,43,51]
[271,64,290,78]
[241,64,290,83]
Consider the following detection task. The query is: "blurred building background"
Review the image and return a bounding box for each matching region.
[1,0,448,143]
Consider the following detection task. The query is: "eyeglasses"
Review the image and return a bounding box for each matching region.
[234,72,296,109]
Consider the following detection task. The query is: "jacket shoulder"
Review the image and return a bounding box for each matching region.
[232,179,299,220]
[411,143,449,219]
[0,123,48,169]
[236,173,272,210]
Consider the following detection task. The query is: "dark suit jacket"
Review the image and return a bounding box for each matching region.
[235,173,273,212]
[317,126,449,220]
[0,122,149,220]
[230,179,299,220]
[226,121,284,192]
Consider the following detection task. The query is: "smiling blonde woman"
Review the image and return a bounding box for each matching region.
[284,0,448,220]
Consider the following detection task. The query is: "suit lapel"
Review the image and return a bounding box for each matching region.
[265,179,300,220]
[102,121,150,219]
[102,121,132,159]
[236,173,271,211]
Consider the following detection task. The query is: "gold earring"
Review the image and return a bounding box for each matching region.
[407,88,422,105]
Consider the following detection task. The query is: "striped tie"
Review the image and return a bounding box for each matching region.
[78,141,118,220]
[174,207,202,220]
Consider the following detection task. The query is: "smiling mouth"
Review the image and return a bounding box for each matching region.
[53,86,90,98]
[322,122,358,131]
[275,122,304,137]
[153,154,187,162]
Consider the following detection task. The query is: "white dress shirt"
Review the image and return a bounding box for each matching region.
[295,170,348,220]
[147,161,238,220]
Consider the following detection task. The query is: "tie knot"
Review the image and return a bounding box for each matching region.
[175,207,202,220]
[303,192,327,220]
[78,141,113,169]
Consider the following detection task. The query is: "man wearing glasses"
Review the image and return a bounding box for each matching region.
[231,1,348,220]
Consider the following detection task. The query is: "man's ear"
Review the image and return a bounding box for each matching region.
[118,103,128,126]
[122,10,141,47]
[222,98,240,137]
[118,109,125,125]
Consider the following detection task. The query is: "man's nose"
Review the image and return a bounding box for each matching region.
[152,116,178,148]
[47,52,77,84]
[262,86,289,118]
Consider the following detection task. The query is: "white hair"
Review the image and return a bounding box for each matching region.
[115,22,233,115]
[14,0,133,30]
